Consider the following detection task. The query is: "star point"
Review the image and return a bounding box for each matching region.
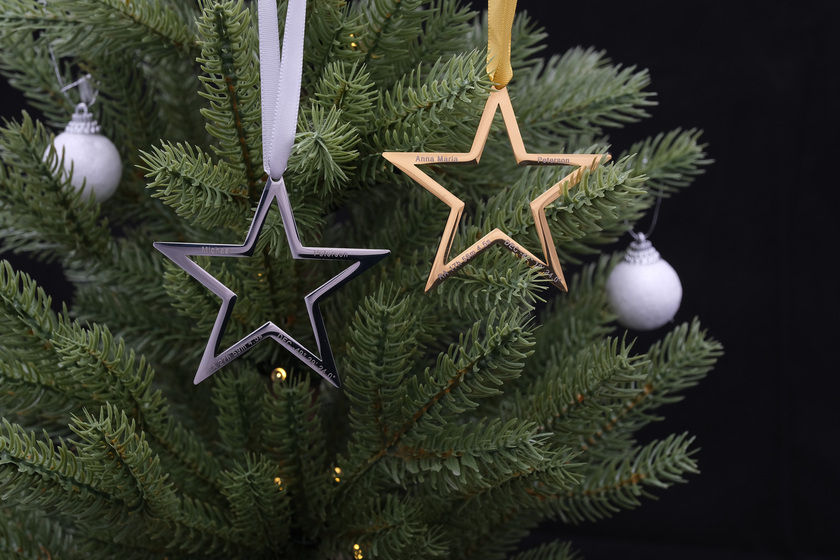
[383,86,610,292]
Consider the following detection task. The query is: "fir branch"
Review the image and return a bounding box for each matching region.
[427,252,546,322]
[0,419,136,536]
[337,310,535,501]
[381,0,477,84]
[141,141,253,230]
[439,435,581,518]
[211,366,266,460]
[53,320,224,496]
[539,158,648,264]
[515,337,648,447]
[431,438,580,559]
[0,113,114,263]
[444,491,539,560]
[0,506,72,559]
[477,256,621,431]
[0,261,85,432]
[529,256,619,371]
[154,54,215,148]
[513,47,656,143]
[68,236,196,371]
[219,453,290,553]
[372,49,488,139]
[308,59,377,203]
[313,60,378,129]
[289,105,361,197]
[261,374,330,543]
[579,320,722,456]
[68,405,180,520]
[0,0,81,53]
[1,261,222,500]
[344,285,427,459]
[353,0,427,85]
[51,0,198,57]
[0,360,78,437]
[67,405,249,556]
[0,0,60,28]
[337,494,449,560]
[0,261,59,358]
[84,53,166,168]
[197,0,263,198]
[0,32,76,130]
[167,494,245,558]
[621,128,711,195]
[545,433,699,523]
[394,419,551,493]
[304,0,365,86]
[401,309,535,430]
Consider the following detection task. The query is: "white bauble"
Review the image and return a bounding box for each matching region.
[44,104,121,203]
[606,234,682,331]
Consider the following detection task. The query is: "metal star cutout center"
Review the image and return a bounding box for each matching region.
[383,86,610,292]
[155,178,389,388]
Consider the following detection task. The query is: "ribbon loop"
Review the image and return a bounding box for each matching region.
[259,0,307,180]
[486,0,517,87]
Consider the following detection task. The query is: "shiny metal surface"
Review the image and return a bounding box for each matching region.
[155,178,389,387]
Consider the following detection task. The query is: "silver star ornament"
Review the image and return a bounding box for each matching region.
[154,177,389,388]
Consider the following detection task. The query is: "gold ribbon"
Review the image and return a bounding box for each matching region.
[486,0,517,87]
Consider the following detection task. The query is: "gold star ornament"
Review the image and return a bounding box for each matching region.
[382,86,610,292]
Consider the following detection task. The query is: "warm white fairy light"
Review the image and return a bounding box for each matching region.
[272,367,288,381]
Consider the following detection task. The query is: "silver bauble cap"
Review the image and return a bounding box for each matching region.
[64,103,101,135]
[623,233,661,265]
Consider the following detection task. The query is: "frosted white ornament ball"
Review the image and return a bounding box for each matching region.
[606,234,682,331]
[44,104,121,203]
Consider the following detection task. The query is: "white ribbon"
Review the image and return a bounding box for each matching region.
[258,0,307,181]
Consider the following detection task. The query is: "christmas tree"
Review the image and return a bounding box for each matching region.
[0,0,722,558]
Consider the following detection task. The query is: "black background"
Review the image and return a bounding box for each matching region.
[2,1,839,559]
[522,1,840,559]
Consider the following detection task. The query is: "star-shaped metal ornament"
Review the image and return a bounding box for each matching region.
[154,177,389,388]
[382,86,610,292]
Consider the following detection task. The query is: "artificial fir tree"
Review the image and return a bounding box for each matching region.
[0,0,721,558]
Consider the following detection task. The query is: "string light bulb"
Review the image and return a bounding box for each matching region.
[272,367,288,381]
[353,544,363,559]
[334,467,342,483]
[274,477,283,490]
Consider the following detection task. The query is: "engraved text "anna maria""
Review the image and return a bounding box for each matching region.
[415,155,459,163]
